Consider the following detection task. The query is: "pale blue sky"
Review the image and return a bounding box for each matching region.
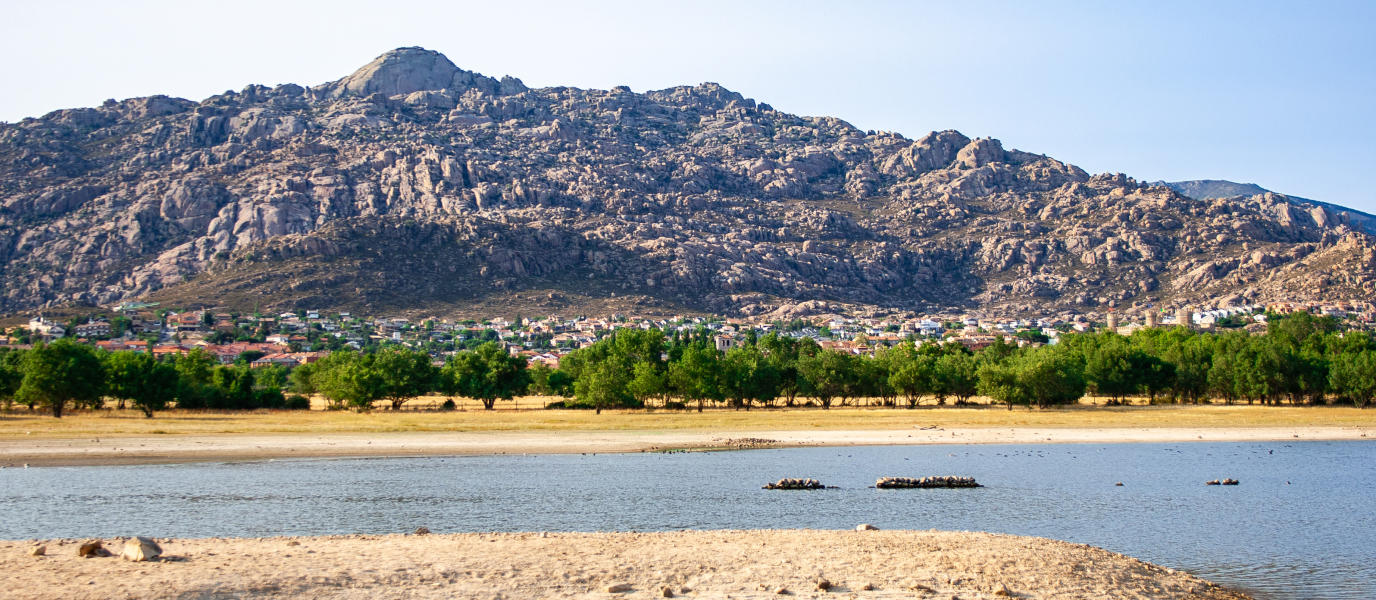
[3,1,1373,212]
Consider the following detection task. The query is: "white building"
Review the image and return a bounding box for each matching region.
[28,316,66,340]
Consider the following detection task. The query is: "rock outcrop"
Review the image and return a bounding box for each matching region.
[1,47,1373,316]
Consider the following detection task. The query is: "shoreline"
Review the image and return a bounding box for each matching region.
[2,425,1368,468]
[1,530,1253,600]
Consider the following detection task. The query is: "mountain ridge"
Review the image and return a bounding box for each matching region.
[1157,180,1373,234]
[1,47,1373,321]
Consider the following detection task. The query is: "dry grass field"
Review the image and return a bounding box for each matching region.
[1,398,1371,438]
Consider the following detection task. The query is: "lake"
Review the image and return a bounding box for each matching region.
[2,440,1372,599]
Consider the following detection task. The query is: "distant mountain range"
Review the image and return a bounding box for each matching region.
[1157,180,1374,234]
[1,47,1374,321]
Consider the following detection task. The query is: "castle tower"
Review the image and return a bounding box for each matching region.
[1145,311,1158,328]
[1106,312,1119,332]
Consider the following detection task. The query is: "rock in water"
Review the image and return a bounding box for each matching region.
[27,545,45,556]
[120,537,162,562]
[413,526,431,535]
[875,476,981,489]
[763,478,826,490]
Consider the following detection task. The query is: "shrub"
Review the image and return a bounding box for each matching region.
[440,399,456,411]
[256,387,286,409]
[284,394,310,410]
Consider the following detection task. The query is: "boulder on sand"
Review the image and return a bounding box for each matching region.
[27,545,45,556]
[120,537,162,562]
[77,541,111,558]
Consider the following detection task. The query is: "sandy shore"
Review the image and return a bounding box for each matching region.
[1,530,1251,600]
[0,425,1367,467]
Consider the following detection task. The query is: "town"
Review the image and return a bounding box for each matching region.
[11,298,1373,370]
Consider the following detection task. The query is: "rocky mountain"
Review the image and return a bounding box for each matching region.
[1158,180,1374,234]
[2,47,1374,321]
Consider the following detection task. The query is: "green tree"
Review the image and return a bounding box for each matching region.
[171,348,220,409]
[1164,333,1213,403]
[313,351,384,410]
[1329,350,1376,408]
[528,362,575,398]
[288,361,318,396]
[210,365,257,409]
[576,358,635,414]
[1267,311,1336,345]
[256,363,290,391]
[372,347,438,410]
[176,348,216,387]
[1133,352,1176,404]
[721,343,780,409]
[976,360,1025,411]
[760,333,806,406]
[1207,348,1240,404]
[17,340,106,417]
[236,350,267,365]
[933,351,978,405]
[1017,349,1087,408]
[0,348,26,410]
[626,360,669,407]
[669,343,722,412]
[885,342,936,407]
[797,349,857,409]
[1082,337,1142,404]
[441,342,530,410]
[104,351,178,417]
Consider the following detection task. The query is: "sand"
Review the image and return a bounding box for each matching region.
[1,530,1251,600]
[0,425,1367,467]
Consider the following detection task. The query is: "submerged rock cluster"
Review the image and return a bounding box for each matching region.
[763,478,826,490]
[875,476,981,489]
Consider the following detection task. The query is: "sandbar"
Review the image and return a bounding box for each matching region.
[1,530,1252,600]
[1,425,1368,467]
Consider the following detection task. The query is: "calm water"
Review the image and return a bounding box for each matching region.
[2,441,1372,599]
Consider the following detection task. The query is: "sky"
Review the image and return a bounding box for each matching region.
[2,0,1373,212]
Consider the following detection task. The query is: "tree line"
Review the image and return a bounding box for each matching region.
[1,311,1372,418]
